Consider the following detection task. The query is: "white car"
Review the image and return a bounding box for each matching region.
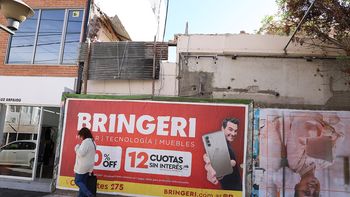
[0,140,36,169]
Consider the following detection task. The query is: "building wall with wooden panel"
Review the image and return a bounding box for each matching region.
[78,41,175,96]
[0,0,87,77]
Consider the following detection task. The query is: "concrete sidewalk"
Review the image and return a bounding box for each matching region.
[0,188,128,197]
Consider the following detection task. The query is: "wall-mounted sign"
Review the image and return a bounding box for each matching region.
[0,76,75,106]
[0,97,22,102]
[57,99,249,197]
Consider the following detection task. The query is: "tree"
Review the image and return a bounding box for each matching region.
[258,0,350,55]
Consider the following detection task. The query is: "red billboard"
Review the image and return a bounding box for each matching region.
[57,99,248,196]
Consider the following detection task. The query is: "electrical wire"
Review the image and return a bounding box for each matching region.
[156,0,170,96]
[162,0,169,43]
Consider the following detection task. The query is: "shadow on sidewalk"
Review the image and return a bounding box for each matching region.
[0,188,128,197]
[0,188,49,197]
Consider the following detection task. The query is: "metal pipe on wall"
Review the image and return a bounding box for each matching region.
[82,39,91,94]
[76,0,92,94]
[283,0,317,53]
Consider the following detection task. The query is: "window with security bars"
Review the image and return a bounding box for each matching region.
[7,9,84,65]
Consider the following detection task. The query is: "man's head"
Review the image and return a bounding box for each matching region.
[222,118,239,142]
[294,173,320,197]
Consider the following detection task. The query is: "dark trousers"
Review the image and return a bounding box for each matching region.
[75,173,93,197]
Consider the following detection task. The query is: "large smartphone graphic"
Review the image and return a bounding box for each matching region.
[202,131,233,178]
[306,136,333,162]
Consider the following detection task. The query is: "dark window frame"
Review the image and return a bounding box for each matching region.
[6,8,84,65]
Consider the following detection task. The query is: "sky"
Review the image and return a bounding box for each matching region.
[95,0,161,41]
[96,0,278,61]
[96,0,278,42]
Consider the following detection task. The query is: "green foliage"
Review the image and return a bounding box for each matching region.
[257,15,293,35]
[258,0,350,55]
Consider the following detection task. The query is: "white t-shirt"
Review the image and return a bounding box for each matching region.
[74,138,96,174]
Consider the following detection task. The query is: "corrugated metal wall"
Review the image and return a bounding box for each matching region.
[79,42,168,80]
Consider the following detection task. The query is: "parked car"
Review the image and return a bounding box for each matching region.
[0,140,36,169]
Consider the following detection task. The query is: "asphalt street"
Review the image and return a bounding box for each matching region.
[0,188,127,197]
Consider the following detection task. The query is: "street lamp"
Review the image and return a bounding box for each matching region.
[0,0,34,35]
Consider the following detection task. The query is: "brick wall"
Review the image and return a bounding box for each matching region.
[0,0,87,77]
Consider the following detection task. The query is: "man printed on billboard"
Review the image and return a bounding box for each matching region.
[261,112,344,197]
[287,113,343,197]
[204,118,242,190]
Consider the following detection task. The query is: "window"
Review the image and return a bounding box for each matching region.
[7,9,84,65]
[5,142,20,150]
[0,105,42,179]
[10,106,20,113]
[8,133,16,143]
[20,142,36,150]
[18,134,32,140]
[63,10,84,64]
